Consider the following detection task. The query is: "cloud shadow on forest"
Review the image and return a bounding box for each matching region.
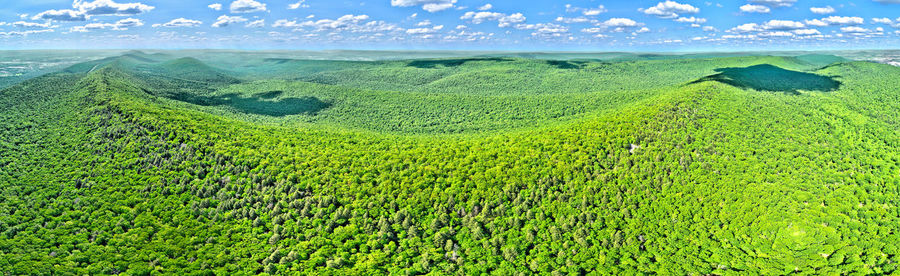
[169,90,330,116]
[544,60,589,69]
[406,58,513,69]
[691,64,841,95]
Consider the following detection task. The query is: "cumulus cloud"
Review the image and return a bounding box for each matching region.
[32,10,87,21]
[391,0,457,13]
[32,0,153,21]
[272,19,300,28]
[70,17,143,32]
[12,21,55,29]
[152,18,202,28]
[841,26,871,33]
[208,3,222,10]
[582,18,646,33]
[871,17,900,27]
[728,20,804,33]
[279,15,403,33]
[730,23,761,32]
[406,25,443,34]
[601,18,641,27]
[565,4,608,16]
[477,4,492,11]
[739,4,770,13]
[762,19,805,30]
[212,15,247,27]
[809,6,835,14]
[73,0,154,16]
[806,16,864,26]
[230,0,267,13]
[872,17,893,24]
[793,29,820,35]
[460,11,526,28]
[246,20,265,28]
[515,23,569,38]
[749,0,796,7]
[639,1,699,19]
[288,1,308,9]
[675,17,706,24]
[0,29,54,36]
[555,17,597,24]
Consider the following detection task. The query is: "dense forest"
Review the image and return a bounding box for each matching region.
[1,51,899,275]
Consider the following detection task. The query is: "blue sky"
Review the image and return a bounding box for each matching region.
[1,0,900,51]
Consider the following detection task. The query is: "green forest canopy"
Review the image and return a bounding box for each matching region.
[1,51,899,275]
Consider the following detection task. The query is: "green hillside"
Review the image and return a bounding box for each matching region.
[1,53,899,275]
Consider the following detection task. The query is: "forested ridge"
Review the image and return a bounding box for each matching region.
[1,53,899,275]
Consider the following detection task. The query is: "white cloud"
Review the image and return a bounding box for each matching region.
[601,18,640,27]
[793,29,820,35]
[12,21,55,29]
[460,11,525,27]
[872,18,893,24]
[583,18,645,33]
[675,17,706,24]
[272,19,300,28]
[32,10,87,21]
[721,34,757,39]
[821,16,864,25]
[288,1,308,9]
[70,17,143,32]
[246,19,265,28]
[152,18,202,28]
[582,6,607,16]
[212,15,247,27]
[73,0,154,16]
[639,1,699,19]
[515,23,568,38]
[566,4,606,15]
[208,3,222,10]
[556,17,596,24]
[759,31,794,37]
[739,4,770,13]
[749,0,796,7]
[762,19,805,30]
[391,0,457,13]
[729,20,805,33]
[292,15,403,33]
[841,26,870,33]
[477,4,492,11]
[730,23,761,32]
[703,26,718,32]
[0,29,54,36]
[32,0,153,21]
[230,0,267,13]
[804,19,828,27]
[406,25,443,34]
[809,6,835,14]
